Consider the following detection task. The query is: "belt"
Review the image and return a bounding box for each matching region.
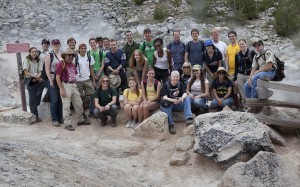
[62,81,76,84]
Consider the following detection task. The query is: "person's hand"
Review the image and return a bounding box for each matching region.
[99,106,105,112]
[93,81,96,88]
[235,80,238,85]
[104,105,110,111]
[50,80,54,87]
[248,78,252,87]
[194,95,200,99]
[254,70,260,74]
[60,88,66,98]
[217,98,223,106]
[212,72,218,79]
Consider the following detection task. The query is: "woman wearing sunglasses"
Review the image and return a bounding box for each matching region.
[180,61,192,88]
[210,67,234,111]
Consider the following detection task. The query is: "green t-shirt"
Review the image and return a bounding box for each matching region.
[139,40,155,66]
[89,49,101,71]
[93,87,118,106]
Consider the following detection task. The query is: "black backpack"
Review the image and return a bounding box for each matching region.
[41,52,54,80]
[260,50,285,82]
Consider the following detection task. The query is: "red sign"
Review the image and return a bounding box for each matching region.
[6,43,30,53]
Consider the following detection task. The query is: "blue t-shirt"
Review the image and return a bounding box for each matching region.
[185,41,205,66]
[203,49,223,73]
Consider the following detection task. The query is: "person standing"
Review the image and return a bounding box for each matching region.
[40,39,51,102]
[66,37,77,52]
[56,49,91,131]
[225,31,240,76]
[139,28,155,66]
[94,76,118,127]
[211,29,227,67]
[123,30,139,78]
[129,49,148,88]
[167,30,185,75]
[185,28,205,67]
[89,38,105,85]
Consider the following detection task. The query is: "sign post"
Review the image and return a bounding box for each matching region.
[6,41,30,112]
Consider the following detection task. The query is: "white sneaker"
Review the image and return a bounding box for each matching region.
[130,121,138,128]
[126,121,132,128]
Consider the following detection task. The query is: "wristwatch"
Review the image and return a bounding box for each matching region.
[108,103,111,106]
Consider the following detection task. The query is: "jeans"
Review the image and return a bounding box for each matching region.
[211,97,234,110]
[94,105,118,123]
[47,80,63,122]
[27,81,43,118]
[188,96,207,111]
[244,70,276,98]
[160,97,192,125]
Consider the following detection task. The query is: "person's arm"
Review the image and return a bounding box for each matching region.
[44,55,54,85]
[152,52,157,68]
[166,49,173,70]
[94,98,102,110]
[161,83,177,103]
[223,87,232,100]
[212,88,219,100]
[254,62,273,74]
[234,54,239,82]
[201,83,209,98]
[225,47,229,71]
[186,81,193,97]
[141,59,148,81]
[141,80,147,102]
[117,52,126,71]
[56,74,65,98]
[98,57,105,76]
[184,52,189,62]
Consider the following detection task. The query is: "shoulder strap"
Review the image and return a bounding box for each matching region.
[75,54,79,66]
[187,41,191,53]
[142,41,146,53]
[154,79,159,91]
[50,52,54,65]
[200,41,205,52]
[87,51,91,67]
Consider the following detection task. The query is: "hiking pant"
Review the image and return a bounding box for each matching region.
[27,81,43,118]
[237,73,249,100]
[76,80,95,113]
[211,97,234,110]
[160,96,192,125]
[244,70,276,98]
[61,83,84,126]
[94,105,118,123]
[154,66,169,84]
[47,80,63,122]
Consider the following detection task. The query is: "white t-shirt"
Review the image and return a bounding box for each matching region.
[188,78,209,96]
[213,41,227,59]
[76,54,95,81]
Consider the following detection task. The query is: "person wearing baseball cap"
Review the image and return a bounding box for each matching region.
[40,39,51,103]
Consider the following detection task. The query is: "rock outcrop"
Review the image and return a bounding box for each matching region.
[0,109,35,125]
[194,111,275,164]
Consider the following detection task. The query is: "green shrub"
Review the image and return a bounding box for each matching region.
[134,0,145,5]
[172,0,181,7]
[153,5,170,20]
[227,0,258,20]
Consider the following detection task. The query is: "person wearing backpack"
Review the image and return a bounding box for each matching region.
[93,76,118,127]
[184,28,205,67]
[75,43,96,120]
[56,49,91,131]
[23,47,44,123]
[234,39,256,100]
[138,68,162,124]
[139,28,155,66]
[244,40,276,99]
[44,39,63,127]
[166,30,185,75]
[160,70,194,134]
[39,39,51,102]
[89,38,105,86]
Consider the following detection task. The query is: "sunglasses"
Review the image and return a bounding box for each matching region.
[183,66,190,69]
[102,80,109,83]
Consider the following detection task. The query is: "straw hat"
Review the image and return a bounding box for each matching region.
[108,74,121,88]
[61,48,77,59]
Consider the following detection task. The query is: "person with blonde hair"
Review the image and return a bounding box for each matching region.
[129,49,148,87]
[180,62,192,88]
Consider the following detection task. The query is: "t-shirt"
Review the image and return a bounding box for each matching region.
[89,49,101,71]
[139,40,155,66]
[39,50,50,71]
[213,41,227,59]
[160,81,186,99]
[203,49,223,73]
[211,79,233,98]
[56,61,77,82]
[226,44,240,75]
[180,74,191,88]
[185,40,205,66]
[76,54,95,81]
[188,78,209,96]
[167,41,185,70]
[93,87,118,106]
[123,88,142,102]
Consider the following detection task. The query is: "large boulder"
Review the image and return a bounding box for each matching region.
[194,111,275,164]
[133,111,169,140]
[222,151,300,187]
[0,109,36,125]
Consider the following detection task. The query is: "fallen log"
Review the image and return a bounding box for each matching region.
[245,99,300,109]
[253,114,300,128]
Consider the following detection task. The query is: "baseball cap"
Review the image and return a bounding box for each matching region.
[205,39,213,47]
[253,40,264,47]
[51,39,61,45]
[42,39,50,45]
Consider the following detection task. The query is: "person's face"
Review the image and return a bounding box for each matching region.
[182,65,191,74]
[218,71,226,78]
[147,70,155,79]
[171,74,180,83]
[144,31,151,41]
[129,79,136,89]
[42,43,49,51]
[238,41,247,51]
[65,54,74,63]
[90,40,97,49]
[173,32,180,42]
[30,48,38,59]
[193,69,201,77]
[211,31,219,41]
[97,40,103,48]
[206,45,213,51]
[52,44,60,51]
[255,44,264,53]
[101,78,109,87]
[191,31,199,40]
[103,39,110,49]
[68,40,76,49]
[228,34,237,44]
[134,51,141,61]
[126,32,133,42]
[110,41,117,52]
[79,46,87,54]
[154,42,163,52]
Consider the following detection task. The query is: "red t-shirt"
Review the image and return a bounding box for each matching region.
[56,61,77,82]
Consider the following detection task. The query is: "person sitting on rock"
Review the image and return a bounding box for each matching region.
[56,49,91,131]
[186,64,209,115]
[180,61,192,88]
[138,68,162,124]
[210,67,234,111]
[129,49,148,88]
[160,70,194,134]
[93,76,118,127]
[123,77,142,128]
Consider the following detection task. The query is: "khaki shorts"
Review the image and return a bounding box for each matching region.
[76,80,95,96]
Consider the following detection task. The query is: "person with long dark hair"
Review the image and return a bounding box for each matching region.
[186,64,209,114]
[23,47,44,122]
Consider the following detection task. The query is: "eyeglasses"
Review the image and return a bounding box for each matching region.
[183,66,190,69]
[102,80,109,83]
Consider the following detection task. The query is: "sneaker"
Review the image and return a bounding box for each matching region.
[77,121,85,126]
[65,125,75,131]
[185,117,194,126]
[111,122,117,127]
[130,121,137,128]
[36,117,42,123]
[125,121,132,128]
[58,119,64,124]
[169,124,176,134]
[52,122,61,127]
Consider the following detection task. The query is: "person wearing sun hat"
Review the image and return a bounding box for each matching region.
[55,48,91,131]
[210,67,234,111]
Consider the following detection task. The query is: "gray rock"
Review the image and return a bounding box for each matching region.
[97,139,144,158]
[169,152,189,166]
[264,125,286,146]
[0,109,36,125]
[176,136,194,152]
[133,111,169,140]
[222,151,300,187]
[194,112,275,164]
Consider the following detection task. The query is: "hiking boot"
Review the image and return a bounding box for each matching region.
[84,118,91,125]
[125,121,132,128]
[100,120,107,126]
[88,112,94,118]
[52,122,61,127]
[36,117,42,123]
[169,124,176,134]
[185,117,194,126]
[65,125,75,131]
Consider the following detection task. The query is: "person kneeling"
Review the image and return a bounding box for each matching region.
[210,67,234,111]
[160,70,194,135]
[93,76,118,127]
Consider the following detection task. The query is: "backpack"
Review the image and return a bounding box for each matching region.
[187,40,205,54]
[143,78,159,97]
[41,52,54,80]
[75,51,92,78]
[259,50,285,82]
[236,50,253,73]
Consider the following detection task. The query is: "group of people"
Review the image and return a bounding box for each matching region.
[22,27,278,134]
